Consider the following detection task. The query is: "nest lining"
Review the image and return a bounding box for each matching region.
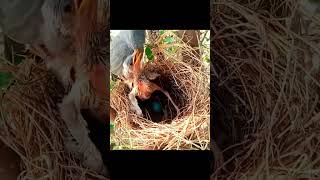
[111,57,210,150]
[211,0,320,179]
[0,58,106,179]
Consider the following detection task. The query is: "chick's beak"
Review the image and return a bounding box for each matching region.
[132,49,144,73]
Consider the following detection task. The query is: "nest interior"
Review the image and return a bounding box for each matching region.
[114,61,189,125]
[111,56,210,150]
[136,68,186,124]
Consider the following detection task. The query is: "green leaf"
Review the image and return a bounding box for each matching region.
[164,36,174,44]
[159,30,165,35]
[165,46,177,54]
[14,55,24,65]
[145,46,154,62]
[166,47,173,53]
[110,123,115,134]
[204,56,210,63]
[0,72,13,89]
[110,80,116,91]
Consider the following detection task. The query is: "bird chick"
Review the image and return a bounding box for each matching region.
[126,49,180,117]
[58,0,108,176]
[110,30,146,80]
[1,0,109,176]
[0,0,79,90]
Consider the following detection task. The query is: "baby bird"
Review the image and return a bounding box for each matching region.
[126,49,180,117]
[0,0,78,90]
[0,0,74,56]
[110,30,146,80]
[1,0,109,176]
[58,0,108,176]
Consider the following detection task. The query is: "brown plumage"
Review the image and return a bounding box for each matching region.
[74,0,107,120]
[58,0,109,176]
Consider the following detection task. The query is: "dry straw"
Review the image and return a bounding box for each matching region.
[211,0,320,179]
[0,56,106,179]
[111,31,210,150]
[0,30,210,178]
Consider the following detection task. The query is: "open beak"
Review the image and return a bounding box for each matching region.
[132,49,144,74]
[74,0,105,96]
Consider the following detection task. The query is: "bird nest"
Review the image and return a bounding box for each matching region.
[110,53,210,150]
[0,57,106,179]
[211,0,320,179]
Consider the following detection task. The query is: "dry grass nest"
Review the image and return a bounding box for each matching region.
[0,57,107,179]
[110,44,210,150]
[212,0,320,179]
